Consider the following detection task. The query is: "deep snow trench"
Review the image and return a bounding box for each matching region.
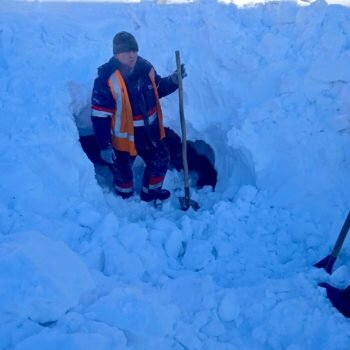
[1,1,350,349]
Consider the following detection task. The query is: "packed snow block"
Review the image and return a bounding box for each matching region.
[218,289,241,323]
[0,315,40,350]
[164,228,185,267]
[310,53,350,82]
[181,239,214,270]
[15,332,123,350]
[0,231,95,323]
[102,239,145,281]
[86,287,179,340]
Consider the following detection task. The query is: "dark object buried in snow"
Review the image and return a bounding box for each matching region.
[78,127,217,191]
[319,283,350,318]
[164,127,217,191]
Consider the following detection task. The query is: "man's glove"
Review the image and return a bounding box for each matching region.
[170,64,187,84]
[100,146,116,164]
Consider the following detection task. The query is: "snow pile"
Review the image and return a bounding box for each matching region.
[1,0,350,349]
[0,231,95,322]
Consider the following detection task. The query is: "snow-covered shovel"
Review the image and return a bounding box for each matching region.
[314,211,350,274]
[175,50,199,212]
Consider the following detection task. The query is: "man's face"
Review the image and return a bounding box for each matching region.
[116,51,138,69]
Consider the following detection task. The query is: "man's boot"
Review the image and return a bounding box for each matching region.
[113,184,133,199]
[140,189,170,202]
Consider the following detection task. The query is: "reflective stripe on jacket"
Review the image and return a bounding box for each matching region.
[106,68,165,156]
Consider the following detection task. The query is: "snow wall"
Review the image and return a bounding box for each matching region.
[1,0,350,349]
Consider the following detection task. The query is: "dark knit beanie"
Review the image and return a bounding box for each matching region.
[113,32,139,54]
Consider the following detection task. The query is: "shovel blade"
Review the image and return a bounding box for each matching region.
[314,254,336,274]
[179,196,200,211]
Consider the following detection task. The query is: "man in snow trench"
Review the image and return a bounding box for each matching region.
[91,31,186,201]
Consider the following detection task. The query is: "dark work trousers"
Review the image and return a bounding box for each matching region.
[111,124,170,197]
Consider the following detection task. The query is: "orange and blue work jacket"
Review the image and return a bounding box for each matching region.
[91,56,178,155]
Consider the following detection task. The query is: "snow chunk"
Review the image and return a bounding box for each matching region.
[182,239,213,270]
[102,237,145,281]
[0,231,95,323]
[15,332,117,350]
[86,286,178,338]
[218,289,241,322]
[310,52,350,82]
[117,223,148,254]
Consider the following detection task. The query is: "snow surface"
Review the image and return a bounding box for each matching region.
[1,0,350,348]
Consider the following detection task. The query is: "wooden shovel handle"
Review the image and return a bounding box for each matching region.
[175,51,190,195]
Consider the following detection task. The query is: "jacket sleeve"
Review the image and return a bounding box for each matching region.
[91,75,115,150]
[154,69,178,99]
